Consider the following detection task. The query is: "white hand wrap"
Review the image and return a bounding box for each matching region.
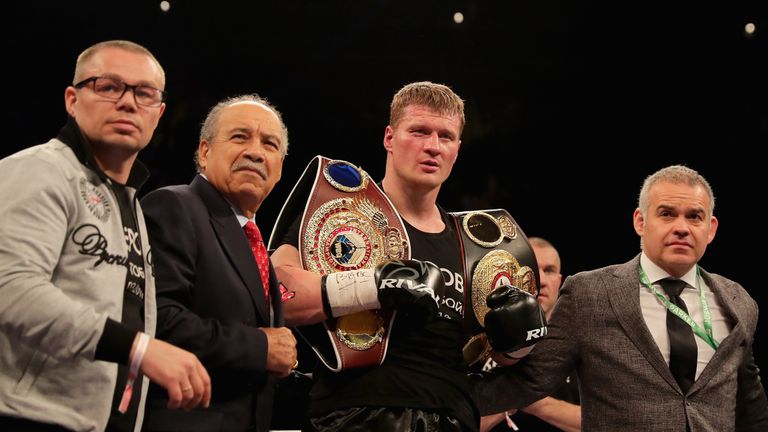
[324,268,381,317]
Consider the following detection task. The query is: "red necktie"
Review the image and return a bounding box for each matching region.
[243,221,270,300]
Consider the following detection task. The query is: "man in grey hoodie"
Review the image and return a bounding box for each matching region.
[0,40,211,432]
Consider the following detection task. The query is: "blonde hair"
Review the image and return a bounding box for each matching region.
[74,40,165,88]
[389,81,465,131]
[528,236,561,270]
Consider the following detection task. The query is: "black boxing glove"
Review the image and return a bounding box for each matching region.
[321,259,441,317]
[484,285,547,356]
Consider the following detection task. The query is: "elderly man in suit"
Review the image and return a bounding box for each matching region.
[477,165,768,431]
[141,94,297,432]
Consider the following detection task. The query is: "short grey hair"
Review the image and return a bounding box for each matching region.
[638,165,715,217]
[195,94,289,172]
[74,40,165,88]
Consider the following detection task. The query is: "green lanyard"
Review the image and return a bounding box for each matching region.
[638,265,719,350]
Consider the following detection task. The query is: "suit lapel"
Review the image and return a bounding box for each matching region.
[192,176,270,322]
[607,255,681,391]
[688,271,744,394]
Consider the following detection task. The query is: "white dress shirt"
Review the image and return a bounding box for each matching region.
[639,253,732,379]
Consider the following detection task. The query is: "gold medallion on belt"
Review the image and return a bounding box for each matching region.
[471,250,536,328]
[303,194,407,351]
[452,210,538,367]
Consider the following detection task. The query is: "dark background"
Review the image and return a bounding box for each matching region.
[11,0,767,388]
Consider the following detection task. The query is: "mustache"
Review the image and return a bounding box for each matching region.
[231,159,267,178]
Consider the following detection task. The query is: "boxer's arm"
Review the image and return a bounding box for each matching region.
[273,245,441,326]
[272,244,327,326]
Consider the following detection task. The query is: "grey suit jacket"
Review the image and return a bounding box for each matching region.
[476,254,768,431]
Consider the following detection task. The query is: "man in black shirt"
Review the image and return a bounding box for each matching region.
[271,82,477,430]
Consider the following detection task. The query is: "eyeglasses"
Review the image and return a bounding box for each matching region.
[74,76,166,107]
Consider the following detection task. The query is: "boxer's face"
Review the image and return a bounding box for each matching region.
[383,104,462,191]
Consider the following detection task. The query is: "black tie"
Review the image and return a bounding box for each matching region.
[660,278,697,393]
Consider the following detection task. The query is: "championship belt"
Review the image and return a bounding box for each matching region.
[449,210,539,368]
[269,156,410,371]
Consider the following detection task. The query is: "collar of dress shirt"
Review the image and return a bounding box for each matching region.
[199,173,254,228]
[640,252,698,288]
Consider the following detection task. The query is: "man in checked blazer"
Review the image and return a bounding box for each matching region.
[477,165,767,431]
[141,94,297,432]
